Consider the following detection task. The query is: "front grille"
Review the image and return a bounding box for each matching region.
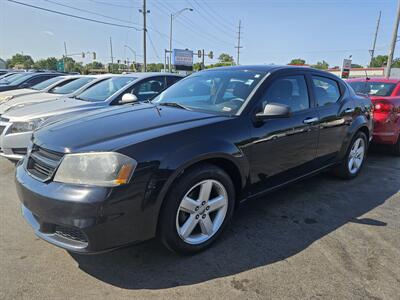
[55,225,88,243]
[26,145,64,181]
[12,148,27,155]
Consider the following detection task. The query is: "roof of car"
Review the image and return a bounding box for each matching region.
[347,77,400,84]
[202,65,332,74]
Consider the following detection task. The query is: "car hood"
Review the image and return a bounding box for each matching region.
[0,92,62,114]
[34,103,225,153]
[0,88,36,98]
[3,97,100,121]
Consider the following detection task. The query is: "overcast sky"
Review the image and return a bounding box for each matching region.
[0,0,398,67]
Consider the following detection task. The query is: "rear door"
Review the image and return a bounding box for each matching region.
[310,74,354,162]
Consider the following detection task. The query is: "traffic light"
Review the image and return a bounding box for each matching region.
[82,52,85,58]
[93,52,96,60]
[209,51,213,59]
[198,50,202,58]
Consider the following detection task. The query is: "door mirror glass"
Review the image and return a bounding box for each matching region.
[256,103,291,119]
[120,93,138,104]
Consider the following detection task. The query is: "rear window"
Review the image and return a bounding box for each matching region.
[348,81,396,97]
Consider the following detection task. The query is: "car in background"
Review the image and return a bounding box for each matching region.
[347,77,400,155]
[14,66,372,254]
[0,75,83,104]
[0,71,24,80]
[0,73,183,160]
[0,72,63,92]
[0,75,110,115]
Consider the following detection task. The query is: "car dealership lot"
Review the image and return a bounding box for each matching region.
[0,151,399,300]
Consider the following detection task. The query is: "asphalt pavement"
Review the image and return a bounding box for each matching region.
[0,149,399,300]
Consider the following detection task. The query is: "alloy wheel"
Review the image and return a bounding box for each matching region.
[175,179,228,245]
[348,137,365,174]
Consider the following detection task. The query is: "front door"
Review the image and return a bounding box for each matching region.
[249,73,319,194]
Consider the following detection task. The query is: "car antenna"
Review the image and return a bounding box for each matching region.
[364,69,370,81]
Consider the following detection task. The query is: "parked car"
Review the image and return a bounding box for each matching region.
[0,72,63,92]
[0,75,83,105]
[14,66,372,255]
[0,71,24,80]
[0,75,110,115]
[347,78,400,155]
[0,73,183,160]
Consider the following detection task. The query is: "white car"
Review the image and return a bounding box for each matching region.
[0,75,82,104]
[0,73,183,161]
[0,74,112,115]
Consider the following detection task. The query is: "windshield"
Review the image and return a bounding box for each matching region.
[75,76,136,102]
[349,81,396,97]
[31,77,65,91]
[0,73,30,85]
[153,70,266,115]
[49,77,95,95]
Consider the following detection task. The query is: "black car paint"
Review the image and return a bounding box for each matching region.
[0,73,63,92]
[15,66,373,253]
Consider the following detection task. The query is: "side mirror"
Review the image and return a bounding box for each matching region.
[120,93,138,104]
[256,103,291,119]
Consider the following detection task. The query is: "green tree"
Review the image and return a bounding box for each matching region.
[33,57,58,70]
[370,55,388,67]
[312,60,329,70]
[218,53,234,64]
[147,63,164,72]
[7,54,34,68]
[289,58,306,65]
[351,64,363,68]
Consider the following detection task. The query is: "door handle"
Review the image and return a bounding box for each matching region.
[344,108,355,113]
[303,117,319,124]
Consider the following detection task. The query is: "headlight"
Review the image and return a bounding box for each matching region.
[0,95,13,103]
[53,152,136,187]
[10,118,46,134]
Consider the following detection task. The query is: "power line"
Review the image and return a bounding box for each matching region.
[43,0,141,26]
[202,0,236,28]
[88,0,140,9]
[147,31,161,60]
[7,0,142,30]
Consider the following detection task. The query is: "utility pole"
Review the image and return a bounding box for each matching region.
[109,37,114,73]
[63,41,68,72]
[235,20,243,65]
[369,11,381,67]
[139,0,149,72]
[386,0,400,78]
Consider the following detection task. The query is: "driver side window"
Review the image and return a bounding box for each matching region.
[261,75,310,113]
[131,77,166,101]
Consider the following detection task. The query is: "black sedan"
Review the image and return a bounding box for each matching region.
[15,65,373,254]
[0,72,62,92]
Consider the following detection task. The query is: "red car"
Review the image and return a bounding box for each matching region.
[347,78,400,155]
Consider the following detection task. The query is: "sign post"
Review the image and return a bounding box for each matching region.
[341,58,352,79]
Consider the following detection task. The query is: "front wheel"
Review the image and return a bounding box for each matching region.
[333,131,368,179]
[159,164,235,254]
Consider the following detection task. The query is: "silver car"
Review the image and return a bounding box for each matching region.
[0,75,112,115]
[0,73,182,160]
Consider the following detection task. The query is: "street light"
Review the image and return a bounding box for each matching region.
[169,8,193,72]
[124,45,137,71]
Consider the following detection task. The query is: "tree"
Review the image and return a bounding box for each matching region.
[33,57,58,70]
[312,60,329,70]
[7,54,34,69]
[370,55,388,67]
[289,58,306,65]
[218,53,234,64]
[351,64,363,68]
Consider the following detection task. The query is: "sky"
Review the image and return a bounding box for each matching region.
[0,0,398,68]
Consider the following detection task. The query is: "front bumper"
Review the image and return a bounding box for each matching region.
[0,120,31,161]
[15,160,158,253]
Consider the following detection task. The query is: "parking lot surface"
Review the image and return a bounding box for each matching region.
[0,150,399,300]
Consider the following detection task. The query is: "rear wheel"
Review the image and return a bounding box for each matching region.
[333,131,367,179]
[159,164,235,254]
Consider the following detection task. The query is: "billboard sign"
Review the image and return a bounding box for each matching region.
[172,49,193,71]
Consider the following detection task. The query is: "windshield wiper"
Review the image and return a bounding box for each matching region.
[158,102,190,110]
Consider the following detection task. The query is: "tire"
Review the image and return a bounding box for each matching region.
[159,163,235,254]
[333,131,368,179]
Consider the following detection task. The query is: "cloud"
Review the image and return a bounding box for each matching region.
[42,30,54,36]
